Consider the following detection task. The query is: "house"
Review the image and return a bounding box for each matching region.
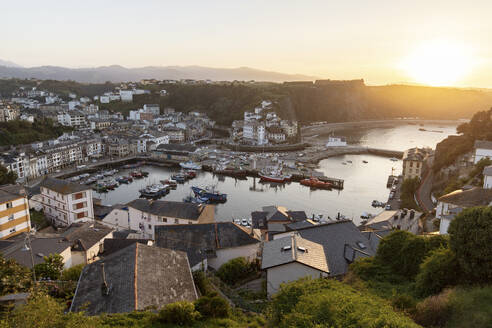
[483,165,492,189]
[360,209,422,235]
[70,243,197,315]
[61,222,113,265]
[119,90,133,102]
[261,234,329,296]
[125,199,215,239]
[2,236,73,268]
[473,140,492,164]
[39,177,94,227]
[0,185,31,239]
[325,136,347,147]
[155,222,260,271]
[402,147,430,180]
[251,206,308,240]
[437,187,492,234]
[272,220,376,278]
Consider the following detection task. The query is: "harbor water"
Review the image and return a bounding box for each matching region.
[95,122,459,225]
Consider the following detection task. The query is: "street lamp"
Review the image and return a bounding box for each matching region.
[23,232,37,284]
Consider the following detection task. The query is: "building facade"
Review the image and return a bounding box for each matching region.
[0,185,31,239]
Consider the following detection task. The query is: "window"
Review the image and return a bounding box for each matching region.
[175,219,179,224]
[9,228,16,233]
[410,162,413,167]
[77,212,85,219]
[6,202,12,209]
[148,224,152,230]
[8,215,14,221]
[162,218,167,223]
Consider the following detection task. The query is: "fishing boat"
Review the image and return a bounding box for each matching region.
[184,170,196,179]
[140,185,161,198]
[371,200,386,207]
[362,160,368,164]
[79,173,90,178]
[259,170,290,183]
[160,179,177,189]
[104,179,118,190]
[191,186,227,202]
[116,176,130,184]
[179,161,202,170]
[183,194,209,204]
[171,173,186,183]
[300,177,332,189]
[141,171,149,177]
[131,170,144,179]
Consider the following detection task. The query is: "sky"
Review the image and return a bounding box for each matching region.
[2,0,492,87]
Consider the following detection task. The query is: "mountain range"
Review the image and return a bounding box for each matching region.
[0,61,316,83]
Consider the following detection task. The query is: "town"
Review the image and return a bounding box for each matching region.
[0,76,491,328]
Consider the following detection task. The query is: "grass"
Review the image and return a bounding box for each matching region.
[445,286,492,328]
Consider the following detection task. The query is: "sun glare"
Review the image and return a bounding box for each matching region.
[401,41,473,86]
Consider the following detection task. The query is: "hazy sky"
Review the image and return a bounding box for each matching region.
[2,0,492,87]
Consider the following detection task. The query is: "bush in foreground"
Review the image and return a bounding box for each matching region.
[217,257,255,285]
[415,248,460,296]
[158,301,201,326]
[195,295,230,318]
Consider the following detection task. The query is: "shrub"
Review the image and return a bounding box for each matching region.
[61,264,85,282]
[216,257,254,285]
[193,270,216,297]
[195,295,230,318]
[391,293,417,314]
[415,248,461,296]
[413,289,453,327]
[446,286,492,328]
[268,277,420,328]
[157,301,200,326]
[34,254,64,280]
[448,206,492,284]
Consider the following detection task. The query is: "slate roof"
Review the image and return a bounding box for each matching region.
[438,187,492,207]
[3,237,72,268]
[62,222,113,251]
[70,243,197,315]
[154,222,260,267]
[261,234,329,273]
[156,144,196,152]
[127,199,204,221]
[483,165,492,176]
[94,204,126,220]
[252,206,307,228]
[103,238,150,256]
[39,177,89,195]
[285,220,316,231]
[474,140,492,150]
[0,184,26,204]
[282,220,376,276]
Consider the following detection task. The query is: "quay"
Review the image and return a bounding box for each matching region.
[298,145,403,164]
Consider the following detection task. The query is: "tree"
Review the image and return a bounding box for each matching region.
[60,264,84,281]
[0,165,17,185]
[448,206,492,284]
[415,248,461,296]
[34,254,64,280]
[0,255,32,295]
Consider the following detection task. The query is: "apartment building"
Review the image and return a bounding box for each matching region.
[402,148,430,180]
[39,177,94,227]
[0,185,31,239]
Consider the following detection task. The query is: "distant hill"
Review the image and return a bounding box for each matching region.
[0,63,316,83]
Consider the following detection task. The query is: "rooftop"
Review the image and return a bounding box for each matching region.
[70,243,197,315]
[39,177,89,195]
[127,199,206,221]
[474,140,492,150]
[438,187,492,207]
[0,184,26,204]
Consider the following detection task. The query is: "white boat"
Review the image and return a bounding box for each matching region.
[390,158,399,162]
[179,161,202,170]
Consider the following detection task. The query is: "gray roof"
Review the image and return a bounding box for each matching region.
[483,165,492,176]
[438,187,492,207]
[156,144,196,152]
[127,199,206,221]
[252,206,307,228]
[474,140,492,150]
[361,230,393,250]
[2,237,72,268]
[0,185,26,204]
[261,234,329,273]
[39,177,89,195]
[103,238,150,256]
[155,223,260,267]
[285,220,316,231]
[71,243,197,315]
[283,220,376,276]
[62,222,113,251]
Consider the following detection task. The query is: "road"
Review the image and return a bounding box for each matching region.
[416,161,435,213]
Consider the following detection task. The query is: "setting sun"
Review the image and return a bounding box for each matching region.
[401,41,474,86]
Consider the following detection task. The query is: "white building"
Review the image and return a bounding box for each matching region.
[39,177,94,227]
[57,111,87,127]
[124,199,215,239]
[437,187,492,234]
[484,165,492,189]
[473,140,492,164]
[326,136,347,147]
[100,96,110,104]
[68,101,81,110]
[119,90,133,102]
[243,122,267,145]
[262,234,329,296]
[143,104,160,115]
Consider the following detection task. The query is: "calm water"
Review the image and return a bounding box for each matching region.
[96,123,459,224]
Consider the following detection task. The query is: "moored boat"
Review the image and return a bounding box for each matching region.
[191,186,227,202]
[300,177,332,189]
[179,161,202,170]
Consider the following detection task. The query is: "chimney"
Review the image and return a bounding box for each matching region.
[409,210,415,219]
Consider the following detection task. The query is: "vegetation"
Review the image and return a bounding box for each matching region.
[60,264,84,282]
[33,254,64,281]
[216,257,257,285]
[29,209,49,230]
[0,165,17,185]
[0,255,32,296]
[400,177,421,210]
[0,118,72,146]
[448,206,492,284]
[267,277,420,328]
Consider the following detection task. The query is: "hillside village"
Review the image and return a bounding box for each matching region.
[0,79,491,328]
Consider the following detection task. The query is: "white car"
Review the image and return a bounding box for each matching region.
[385,204,392,210]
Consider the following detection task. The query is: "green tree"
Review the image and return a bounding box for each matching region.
[217,257,254,285]
[415,248,461,296]
[60,264,84,282]
[34,254,64,280]
[0,255,32,295]
[448,206,492,284]
[0,165,17,185]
